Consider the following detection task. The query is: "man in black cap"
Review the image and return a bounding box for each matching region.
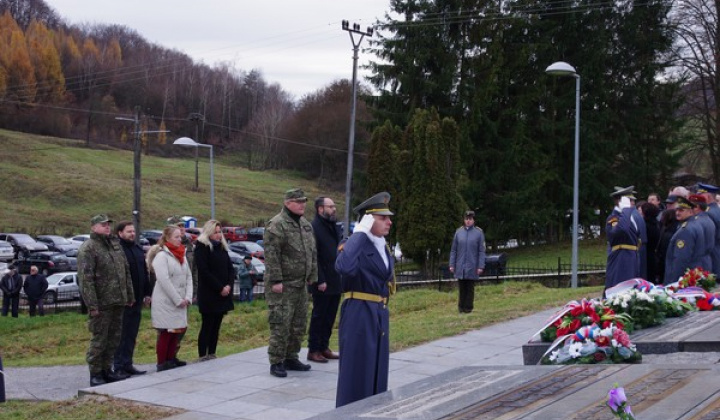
[605,188,640,291]
[449,210,486,313]
[335,191,395,408]
[0,264,22,317]
[665,197,706,284]
[264,188,318,378]
[697,183,720,274]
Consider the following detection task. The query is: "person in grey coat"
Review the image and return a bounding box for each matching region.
[449,210,486,313]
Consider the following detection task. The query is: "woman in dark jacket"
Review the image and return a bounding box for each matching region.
[194,219,235,360]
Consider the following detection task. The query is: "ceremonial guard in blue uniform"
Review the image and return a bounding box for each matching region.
[335,192,395,408]
[605,187,640,291]
[614,186,646,279]
[664,197,707,284]
[697,183,720,275]
[689,194,715,272]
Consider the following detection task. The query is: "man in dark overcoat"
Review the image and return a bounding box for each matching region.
[335,192,395,408]
[307,196,343,363]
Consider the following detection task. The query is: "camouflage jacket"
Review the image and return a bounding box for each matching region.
[264,207,318,287]
[78,232,134,310]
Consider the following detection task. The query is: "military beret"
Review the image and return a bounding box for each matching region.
[284,188,307,202]
[697,183,720,194]
[90,214,113,225]
[167,215,184,226]
[353,192,393,216]
[689,194,707,204]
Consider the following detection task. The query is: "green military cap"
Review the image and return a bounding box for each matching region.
[676,196,697,209]
[284,188,307,202]
[167,215,184,226]
[90,214,113,225]
[353,192,393,216]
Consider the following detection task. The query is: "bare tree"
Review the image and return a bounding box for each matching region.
[244,83,293,170]
[673,0,720,180]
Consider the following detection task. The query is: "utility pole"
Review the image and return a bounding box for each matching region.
[188,112,205,191]
[116,108,169,244]
[341,20,373,238]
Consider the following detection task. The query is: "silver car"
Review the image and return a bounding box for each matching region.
[0,240,13,261]
[43,272,81,303]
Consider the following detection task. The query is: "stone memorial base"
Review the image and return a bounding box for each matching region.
[523,310,720,365]
[309,364,720,420]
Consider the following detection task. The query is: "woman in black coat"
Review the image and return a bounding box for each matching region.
[194,220,235,360]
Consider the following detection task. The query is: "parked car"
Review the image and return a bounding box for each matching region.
[186,227,201,242]
[42,272,81,303]
[140,230,163,245]
[0,262,8,276]
[246,227,265,243]
[67,234,90,246]
[228,241,264,261]
[0,233,49,259]
[228,251,265,284]
[65,249,78,271]
[36,235,80,252]
[0,240,14,262]
[16,251,73,275]
[222,226,248,242]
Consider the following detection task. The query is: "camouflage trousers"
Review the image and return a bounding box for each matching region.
[86,305,124,375]
[266,285,308,364]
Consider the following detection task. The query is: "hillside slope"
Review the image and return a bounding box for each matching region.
[0,130,343,235]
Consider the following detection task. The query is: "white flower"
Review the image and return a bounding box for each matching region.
[620,301,628,308]
[611,338,619,348]
[568,341,583,358]
[549,350,559,362]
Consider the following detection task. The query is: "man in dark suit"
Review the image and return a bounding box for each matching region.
[307,196,343,363]
[335,192,395,408]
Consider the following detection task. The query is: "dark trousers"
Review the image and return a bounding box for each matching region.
[239,288,253,302]
[87,306,124,375]
[457,279,476,313]
[198,312,225,357]
[114,303,143,370]
[28,298,45,316]
[1,294,19,317]
[308,293,341,352]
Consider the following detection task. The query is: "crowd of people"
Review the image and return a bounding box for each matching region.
[604,183,720,292]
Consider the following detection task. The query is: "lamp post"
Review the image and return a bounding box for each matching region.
[174,137,215,219]
[545,61,580,288]
[341,20,373,238]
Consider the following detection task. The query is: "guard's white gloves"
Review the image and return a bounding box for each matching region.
[354,214,375,235]
[619,196,632,210]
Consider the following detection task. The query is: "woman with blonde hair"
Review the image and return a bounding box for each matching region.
[194,219,235,360]
[148,225,193,371]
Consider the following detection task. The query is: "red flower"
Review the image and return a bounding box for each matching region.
[613,329,632,347]
[589,312,600,323]
[593,352,607,362]
[553,319,563,327]
[569,319,581,332]
[602,320,612,329]
[595,336,610,347]
[570,306,583,317]
[616,321,625,330]
[696,298,713,311]
[557,327,569,336]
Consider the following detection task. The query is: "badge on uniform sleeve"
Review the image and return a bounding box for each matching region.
[677,240,685,249]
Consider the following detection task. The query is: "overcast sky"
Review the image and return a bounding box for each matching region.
[43,0,392,99]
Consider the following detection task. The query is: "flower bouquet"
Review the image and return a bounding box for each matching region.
[677,267,717,292]
[541,324,642,365]
[606,289,666,332]
[538,299,631,342]
[649,287,694,317]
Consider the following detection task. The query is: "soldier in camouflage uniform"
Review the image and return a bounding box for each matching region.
[78,214,134,387]
[264,188,318,378]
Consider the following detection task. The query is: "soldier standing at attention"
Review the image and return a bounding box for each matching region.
[78,214,134,387]
[335,192,395,407]
[264,188,318,378]
[449,210,486,314]
[665,197,707,284]
[605,188,640,291]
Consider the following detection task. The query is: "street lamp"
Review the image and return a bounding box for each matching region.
[174,137,215,219]
[545,61,580,288]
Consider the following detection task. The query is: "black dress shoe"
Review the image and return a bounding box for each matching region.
[270,362,287,378]
[171,357,187,367]
[284,358,311,371]
[124,365,147,375]
[156,360,177,372]
[90,374,107,387]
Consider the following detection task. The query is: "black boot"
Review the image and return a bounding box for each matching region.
[90,374,107,387]
[284,358,311,371]
[104,369,129,383]
[270,362,287,377]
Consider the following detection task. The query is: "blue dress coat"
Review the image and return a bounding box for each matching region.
[695,212,716,272]
[664,217,706,284]
[605,208,640,288]
[707,203,720,275]
[335,232,394,408]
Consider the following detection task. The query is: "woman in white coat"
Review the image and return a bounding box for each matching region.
[149,225,193,371]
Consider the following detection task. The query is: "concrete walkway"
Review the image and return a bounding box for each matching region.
[5,308,555,419]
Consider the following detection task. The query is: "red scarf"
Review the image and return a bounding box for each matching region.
[165,242,186,264]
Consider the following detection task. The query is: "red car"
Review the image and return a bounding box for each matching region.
[222,226,248,242]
